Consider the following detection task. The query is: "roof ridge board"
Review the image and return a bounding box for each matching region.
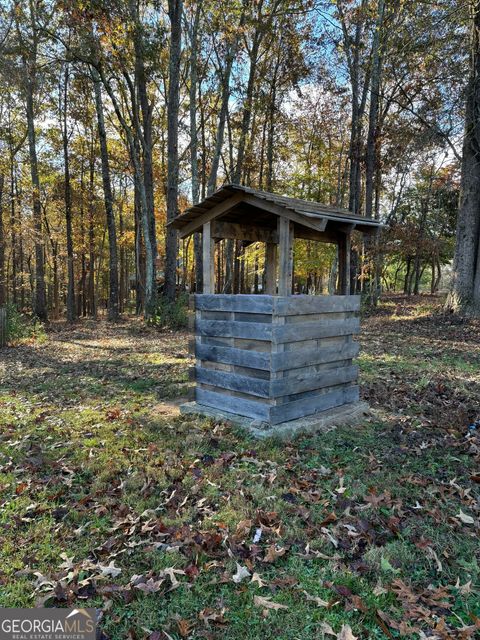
[293,206,381,224]
[275,195,350,215]
[323,213,381,225]
[216,184,353,214]
[250,191,308,215]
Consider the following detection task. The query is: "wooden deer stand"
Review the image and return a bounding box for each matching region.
[170,185,381,437]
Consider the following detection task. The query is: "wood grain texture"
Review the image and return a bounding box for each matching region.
[270,364,358,397]
[196,388,270,421]
[195,294,274,313]
[337,233,351,295]
[274,294,360,315]
[270,385,359,424]
[202,222,215,294]
[196,319,273,340]
[179,191,244,238]
[265,243,277,295]
[278,218,293,296]
[271,342,359,371]
[211,220,278,243]
[195,366,270,398]
[272,317,360,343]
[189,294,362,426]
[195,341,271,370]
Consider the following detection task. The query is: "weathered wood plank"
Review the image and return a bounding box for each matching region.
[233,312,272,323]
[274,294,360,315]
[195,342,271,370]
[270,385,359,424]
[337,233,351,295]
[196,367,270,398]
[196,319,273,341]
[241,193,328,236]
[271,342,359,372]
[273,317,360,343]
[195,294,274,313]
[202,222,215,294]
[292,224,340,244]
[270,365,358,397]
[196,388,270,421]
[211,220,278,244]
[179,192,245,238]
[200,310,235,321]
[233,337,272,351]
[278,217,293,296]
[265,243,277,295]
[284,311,347,323]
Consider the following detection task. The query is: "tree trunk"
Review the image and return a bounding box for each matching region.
[119,199,125,313]
[131,1,158,308]
[188,2,203,291]
[79,156,87,317]
[52,242,59,318]
[91,38,155,318]
[413,254,422,295]
[206,6,245,195]
[25,58,47,320]
[0,174,5,306]
[266,63,279,192]
[234,33,261,183]
[338,0,370,216]
[365,0,385,219]
[134,177,145,314]
[447,1,480,313]
[88,142,96,317]
[165,0,183,301]
[62,64,76,322]
[9,157,17,306]
[92,71,119,321]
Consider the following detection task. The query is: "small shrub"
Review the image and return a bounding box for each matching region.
[2,304,46,345]
[151,293,189,330]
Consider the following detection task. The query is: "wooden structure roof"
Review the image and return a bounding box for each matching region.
[170,184,382,241]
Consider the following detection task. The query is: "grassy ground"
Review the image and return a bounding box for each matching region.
[0,295,479,639]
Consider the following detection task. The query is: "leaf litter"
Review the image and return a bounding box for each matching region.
[0,302,479,638]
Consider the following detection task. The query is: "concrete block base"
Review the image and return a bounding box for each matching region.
[179,400,370,439]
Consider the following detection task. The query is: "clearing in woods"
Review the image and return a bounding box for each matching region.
[0,295,479,639]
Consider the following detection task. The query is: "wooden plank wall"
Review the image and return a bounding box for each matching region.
[193,294,274,421]
[191,294,361,425]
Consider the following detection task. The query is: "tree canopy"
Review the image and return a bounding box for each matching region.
[0,0,471,320]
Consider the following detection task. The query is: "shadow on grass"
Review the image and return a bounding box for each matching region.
[1,342,191,403]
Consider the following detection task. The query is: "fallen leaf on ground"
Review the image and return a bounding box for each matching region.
[319,621,335,636]
[302,590,329,607]
[263,544,286,563]
[456,509,475,525]
[253,595,288,611]
[250,572,266,587]
[98,562,122,578]
[337,624,358,640]
[232,563,250,584]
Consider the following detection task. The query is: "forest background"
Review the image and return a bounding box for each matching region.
[0,0,472,325]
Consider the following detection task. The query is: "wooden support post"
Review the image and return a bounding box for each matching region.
[278,217,294,296]
[202,221,215,294]
[337,232,351,295]
[265,242,277,295]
